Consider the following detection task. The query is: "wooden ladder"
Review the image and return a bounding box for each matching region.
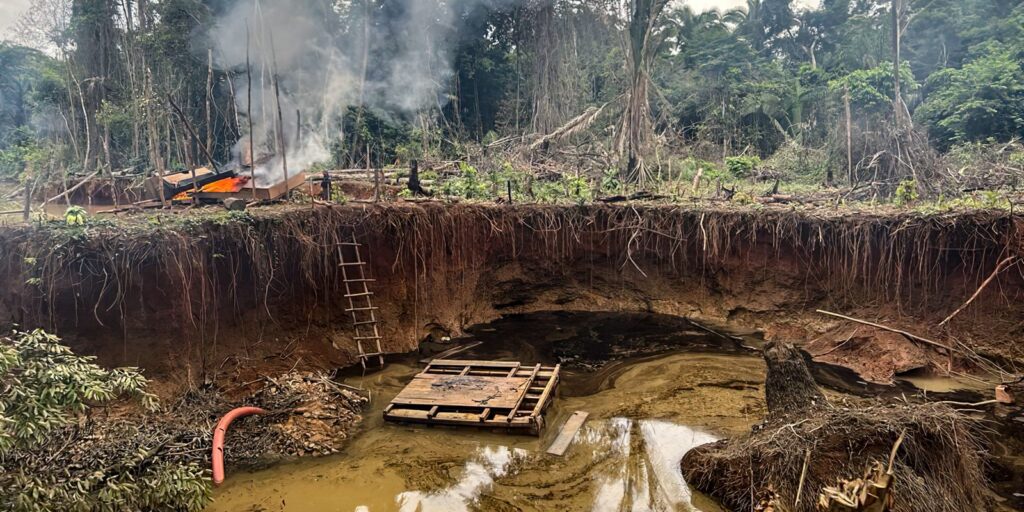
[338,235,385,369]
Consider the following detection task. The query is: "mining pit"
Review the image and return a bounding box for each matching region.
[2,203,1023,511]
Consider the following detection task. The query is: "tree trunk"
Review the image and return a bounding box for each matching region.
[763,341,825,418]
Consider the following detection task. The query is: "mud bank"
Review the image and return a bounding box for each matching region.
[0,204,1021,385]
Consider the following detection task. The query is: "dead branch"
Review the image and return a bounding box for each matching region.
[816,310,953,353]
[939,256,1019,327]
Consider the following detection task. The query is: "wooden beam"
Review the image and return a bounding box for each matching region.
[419,342,483,364]
[546,411,589,456]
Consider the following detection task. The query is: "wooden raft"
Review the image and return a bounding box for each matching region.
[383,360,560,435]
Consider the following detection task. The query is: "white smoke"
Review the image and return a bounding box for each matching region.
[206,0,518,185]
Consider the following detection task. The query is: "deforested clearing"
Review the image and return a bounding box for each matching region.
[2,0,1024,511]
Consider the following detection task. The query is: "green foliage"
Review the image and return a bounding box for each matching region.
[915,44,1024,150]
[0,329,156,452]
[532,174,593,205]
[725,156,761,178]
[829,62,920,114]
[917,190,1013,214]
[601,168,622,195]
[442,162,490,200]
[0,130,47,178]
[0,330,210,512]
[64,206,87,226]
[894,179,919,206]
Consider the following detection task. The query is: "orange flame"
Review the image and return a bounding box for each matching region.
[173,176,250,201]
[200,176,250,193]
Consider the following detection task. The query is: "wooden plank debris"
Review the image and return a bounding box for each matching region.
[546,411,590,456]
[384,360,560,435]
[418,341,483,364]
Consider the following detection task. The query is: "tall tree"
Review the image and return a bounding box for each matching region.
[620,0,669,185]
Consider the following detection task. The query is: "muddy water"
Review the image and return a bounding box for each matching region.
[207,313,769,512]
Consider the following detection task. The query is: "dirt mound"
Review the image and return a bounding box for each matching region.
[807,325,936,383]
[682,402,991,512]
[682,341,992,512]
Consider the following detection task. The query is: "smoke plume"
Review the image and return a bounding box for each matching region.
[207,0,518,185]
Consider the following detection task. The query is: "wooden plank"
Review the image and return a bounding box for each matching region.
[505,364,541,423]
[546,411,589,456]
[428,359,521,368]
[419,342,483,364]
[390,374,530,409]
[530,364,560,417]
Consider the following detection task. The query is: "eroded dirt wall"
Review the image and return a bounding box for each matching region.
[0,204,1021,385]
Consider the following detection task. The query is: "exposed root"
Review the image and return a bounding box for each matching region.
[0,203,1021,376]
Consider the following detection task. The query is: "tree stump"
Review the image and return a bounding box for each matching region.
[764,341,826,417]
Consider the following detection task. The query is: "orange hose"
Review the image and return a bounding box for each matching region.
[211,406,267,486]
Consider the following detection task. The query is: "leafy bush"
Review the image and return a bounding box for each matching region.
[600,169,622,195]
[0,329,157,452]
[725,156,762,178]
[0,329,210,512]
[441,162,489,199]
[895,179,920,206]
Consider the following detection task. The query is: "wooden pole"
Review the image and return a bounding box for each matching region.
[269,31,290,201]
[845,86,853,185]
[168,96,219,173]
[22,179,32,221]
[206,48,214,167]
[246,20,256,201]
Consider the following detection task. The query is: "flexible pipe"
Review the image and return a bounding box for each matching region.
[211,406,268,486]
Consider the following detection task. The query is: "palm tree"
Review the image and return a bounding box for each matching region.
[618,0,670,186]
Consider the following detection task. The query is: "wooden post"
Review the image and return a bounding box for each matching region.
[22,179,32,222]
[246,21,256,201]
[206,48,214,167]
[295,109,301,147]
[145,68,165,207]
[374,167,381,203]
[845,86,853,185]
[269,31,290,201]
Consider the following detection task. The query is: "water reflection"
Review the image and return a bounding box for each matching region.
[396,446,528,512]
[387,419,717,512]
[586,419,717,512]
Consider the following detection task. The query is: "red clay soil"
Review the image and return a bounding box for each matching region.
[0,203,1020,389]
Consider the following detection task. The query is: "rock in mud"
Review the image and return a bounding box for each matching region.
[223,198,247,211]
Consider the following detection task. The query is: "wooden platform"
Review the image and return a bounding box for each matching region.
[383,359,560,435]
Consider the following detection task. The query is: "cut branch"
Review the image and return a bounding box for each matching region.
[816,309,953,353]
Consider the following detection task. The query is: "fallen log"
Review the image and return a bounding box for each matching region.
[45,170,101,204]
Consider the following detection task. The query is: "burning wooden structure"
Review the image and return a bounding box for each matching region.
[383,359,560,435]
[195,172,307,202]
[165,169,307,203]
